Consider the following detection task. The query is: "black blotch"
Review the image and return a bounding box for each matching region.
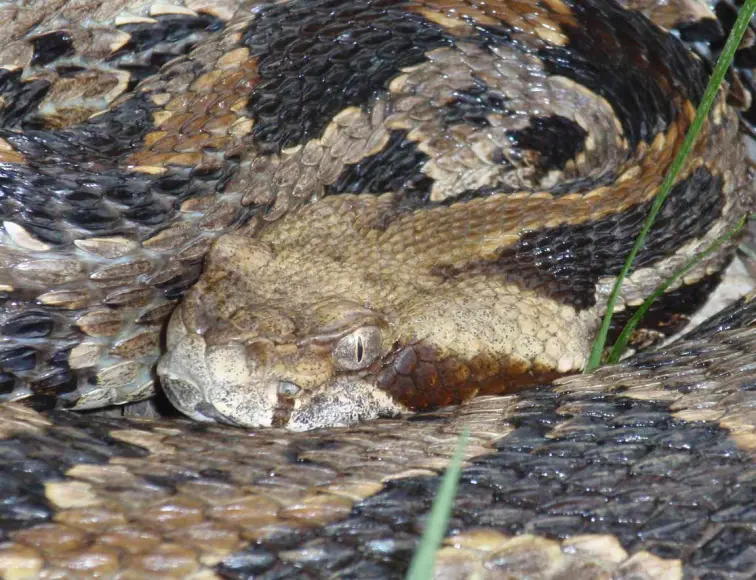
[712,1,756,68]
[50,346,75,367]
[56,65,87,78]
[0,411,148,540]
[0,68,51,129]
[501,165,724,309]
[607,273,724,342]
[0,372,15,394]
[216,546,278,577]
[121,199,172,226]
[544,173,621,197]
[158,263,203,301]
[4,91,159,161]
[221,540,357,576]
[198,468,232,481]
[242,0,453,153]
[67,205,120,231]
[528,0,708,148]
[17,395,58,413]
[683,288,756,341]
[105,173,161,206]
[692,526,756,573]
[327,130,432,196]
[114,64,157,92]
[30,369,77,397]
[443,83,513,128]
[1,312,55,339]
[675,18,724,43]
[735,67,756,119]
[0,89,229,244]
[75,93,161,154]
[0,163,201,246]
[112,13,224,56]
[507,115,588,171]
[31,31,75,67]
[0,346,37,372]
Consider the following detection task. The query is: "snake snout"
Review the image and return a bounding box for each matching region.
[157,305,284,428]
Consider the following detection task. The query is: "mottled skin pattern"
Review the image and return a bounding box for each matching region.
[0,0,755,576]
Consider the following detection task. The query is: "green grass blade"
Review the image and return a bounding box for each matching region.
[606,215,746,364]
[584,0,756,373]
[739,241,756,261]
[405,428,470,580]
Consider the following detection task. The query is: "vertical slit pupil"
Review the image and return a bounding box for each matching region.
[356,336,364,363]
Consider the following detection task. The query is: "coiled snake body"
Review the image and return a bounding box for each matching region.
[0,0,755,577]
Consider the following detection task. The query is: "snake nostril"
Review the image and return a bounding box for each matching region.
[271,381,299,428]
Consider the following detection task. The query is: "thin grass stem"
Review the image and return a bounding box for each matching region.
[607,216,746,364]
[585,0,756,372]
[405,428,470,580]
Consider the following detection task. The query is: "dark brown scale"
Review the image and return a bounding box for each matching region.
[155,263,204,301]
[506,115,588,172]
[0,346,37,372]
[114,14,225,54]
[0,373,14,395]
[31,31,76,67]
[675,8,724,42]
[111,13,227,88]
[326,130,432,196]
[442,83,514,128]
[2,93,159,162]
[606,273,725,347]
[0,72,51,129]
[120,199,174,226]
[713,0,756,68]
[29,369,77,397]
[1,312,56,339]
[0,90,226,243]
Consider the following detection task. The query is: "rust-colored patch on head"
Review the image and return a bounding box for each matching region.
[376,342,567,411]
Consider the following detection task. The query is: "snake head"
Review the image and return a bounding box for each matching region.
[157,234,408,430]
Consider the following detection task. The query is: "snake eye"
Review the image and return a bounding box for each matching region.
[332,326,382,371]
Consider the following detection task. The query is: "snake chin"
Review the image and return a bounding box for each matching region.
[157,294,407,430]
[285,378,408,432]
